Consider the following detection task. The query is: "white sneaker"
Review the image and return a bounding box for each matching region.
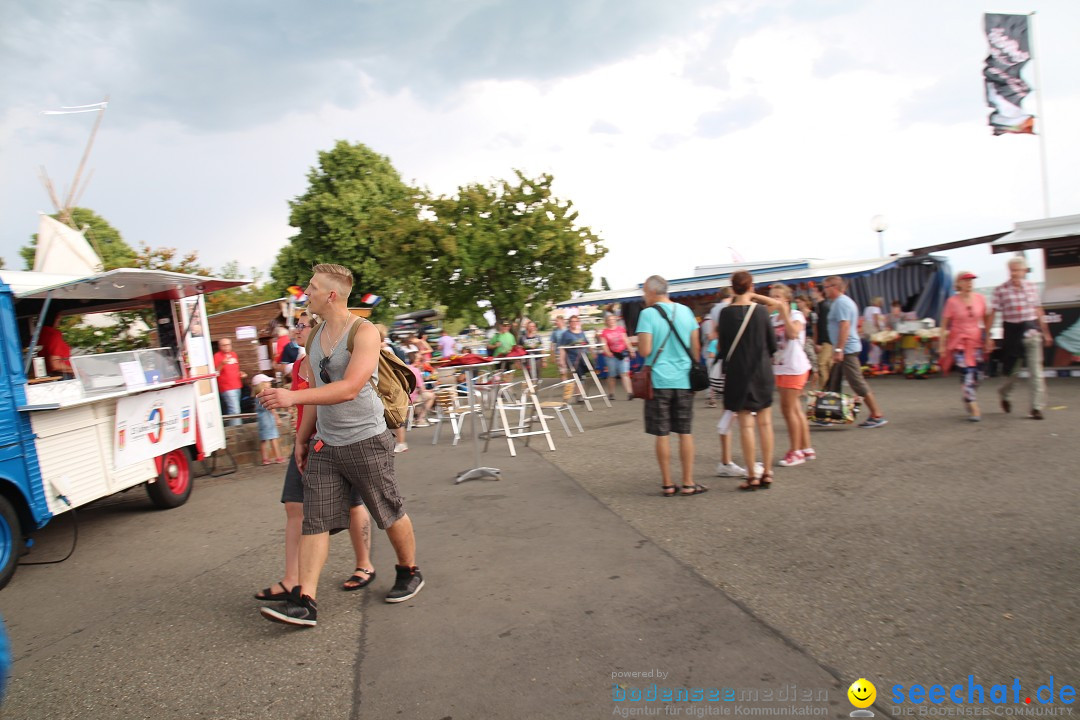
[715,462,746,477]
[412,420,430,428]
[394,442,408,453]
[717,461,765,477]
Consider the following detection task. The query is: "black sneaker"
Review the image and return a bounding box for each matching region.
[260,587,317,627]
[385,565,424,603]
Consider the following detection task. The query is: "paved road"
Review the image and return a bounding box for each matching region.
[1,375,1076,718]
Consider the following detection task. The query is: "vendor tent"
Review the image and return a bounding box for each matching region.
[558,255,952,331]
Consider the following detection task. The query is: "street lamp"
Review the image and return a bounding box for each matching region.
[871,215,888,257]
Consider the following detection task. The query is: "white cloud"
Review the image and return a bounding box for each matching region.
[3,0,1078,295]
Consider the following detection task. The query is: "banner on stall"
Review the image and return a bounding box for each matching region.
[114,385,197,469]
[984,13,1034,136]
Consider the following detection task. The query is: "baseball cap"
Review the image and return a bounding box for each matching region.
[958,271,977,280]
[251,373,273,386]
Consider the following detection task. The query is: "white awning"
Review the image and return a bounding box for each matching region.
[991,213,1080,253]
[0,270,87,296]
[556,256,904,307]
[14,268,249,302]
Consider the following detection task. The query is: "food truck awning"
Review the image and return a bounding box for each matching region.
[15,269,249,302]
[0,271,86,296]
[990,213,1080,253]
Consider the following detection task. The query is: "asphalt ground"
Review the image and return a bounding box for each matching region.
[0,373,1076,718]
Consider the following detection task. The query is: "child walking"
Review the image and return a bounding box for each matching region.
[251,374,286,464]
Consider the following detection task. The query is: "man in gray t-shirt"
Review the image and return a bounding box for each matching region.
[257,263,424,626]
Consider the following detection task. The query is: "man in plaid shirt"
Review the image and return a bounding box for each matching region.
[986,256,1052,419]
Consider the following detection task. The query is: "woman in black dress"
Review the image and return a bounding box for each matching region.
[718,271,780,490]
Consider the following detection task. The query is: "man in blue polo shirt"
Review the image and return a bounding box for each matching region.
[824,275,887,428]
[636,275,704,496]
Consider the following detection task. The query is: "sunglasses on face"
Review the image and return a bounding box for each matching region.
[319,356,331,384]
[295,322,308,330]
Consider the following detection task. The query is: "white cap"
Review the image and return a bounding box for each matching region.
[251,373,273,386]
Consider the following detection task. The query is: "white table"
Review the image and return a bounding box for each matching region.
[480,352,556,455]
[558,342,612,411]
[440,359,503,484]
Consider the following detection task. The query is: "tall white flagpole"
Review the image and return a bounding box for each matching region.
[1028,11,1050,218]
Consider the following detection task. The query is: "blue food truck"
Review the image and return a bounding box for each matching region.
[0,269,246,589]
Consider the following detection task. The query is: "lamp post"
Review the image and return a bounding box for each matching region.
[871,215,888,257]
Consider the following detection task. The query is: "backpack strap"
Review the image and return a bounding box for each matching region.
[345,317,366,354]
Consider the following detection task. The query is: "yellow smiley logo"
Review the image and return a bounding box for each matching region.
[848,679,876,709]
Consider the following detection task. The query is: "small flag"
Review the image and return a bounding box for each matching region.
[286,285,304,298]
[984,14,1035,136]
[360,293,382,307]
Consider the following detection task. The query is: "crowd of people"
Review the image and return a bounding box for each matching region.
[217,254,1051,629]
[631,254,1051,495]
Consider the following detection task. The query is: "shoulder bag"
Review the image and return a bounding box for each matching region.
[629,309,672,400]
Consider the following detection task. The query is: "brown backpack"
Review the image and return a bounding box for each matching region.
[305,318,417,429]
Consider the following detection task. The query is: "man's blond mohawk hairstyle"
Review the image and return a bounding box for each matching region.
[311,263,354,294]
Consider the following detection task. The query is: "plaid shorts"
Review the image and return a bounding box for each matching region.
[301,430,404,533]
[280,449,364,507]
[644,388,695,436]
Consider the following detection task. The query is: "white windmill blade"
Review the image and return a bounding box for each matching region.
[41,101,108,115]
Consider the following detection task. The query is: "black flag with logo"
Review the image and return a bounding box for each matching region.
[984,13,1035,135]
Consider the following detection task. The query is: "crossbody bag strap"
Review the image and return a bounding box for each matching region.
[725,303,756,364]
[645,307,672,367]
[657,303,696,361]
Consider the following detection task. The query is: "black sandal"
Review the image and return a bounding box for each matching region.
[759,470,774,489]
[342,567,376,591]
[661,485,678,497]
[254,581,290,601]
[738,477,761,491]
[680,484,709,496]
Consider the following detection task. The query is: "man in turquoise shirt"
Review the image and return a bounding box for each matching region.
[824,275,887,428]
[635,275,704,496]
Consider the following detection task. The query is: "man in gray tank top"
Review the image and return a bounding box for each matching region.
[257,263,423,627]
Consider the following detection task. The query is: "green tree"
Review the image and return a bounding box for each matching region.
[384,171,606,324]
[20,207,137,270]
[270,141,428,320]
[204,262,279,315]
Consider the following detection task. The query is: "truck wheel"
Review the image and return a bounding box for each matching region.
[0,495,24,590]
[147,448,193,509]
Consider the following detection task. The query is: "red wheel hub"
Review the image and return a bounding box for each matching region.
[162,450,190,495]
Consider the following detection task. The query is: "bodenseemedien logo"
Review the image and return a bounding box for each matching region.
[848,678,877,718]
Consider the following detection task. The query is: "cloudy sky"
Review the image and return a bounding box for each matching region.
[2,0,1078,292]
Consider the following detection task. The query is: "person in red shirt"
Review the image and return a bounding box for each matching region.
[36,318,73,378]
[214,337,246,426]
[599,314,635,400]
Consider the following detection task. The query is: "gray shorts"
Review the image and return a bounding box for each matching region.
[280,448,364,507]
[644,388,695,436]
[301,430,404,533]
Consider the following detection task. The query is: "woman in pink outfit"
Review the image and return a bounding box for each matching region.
[939,271,988,421]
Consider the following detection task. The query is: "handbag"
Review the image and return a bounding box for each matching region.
[805,365,860,425]
[656,304,710,392]
[630,324,672,400]
[709,303,757,395]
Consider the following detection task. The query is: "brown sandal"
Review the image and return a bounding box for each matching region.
[738,477,761,491]
[759,470,774,489]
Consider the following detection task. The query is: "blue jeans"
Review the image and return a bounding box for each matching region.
[222,388,241,426]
